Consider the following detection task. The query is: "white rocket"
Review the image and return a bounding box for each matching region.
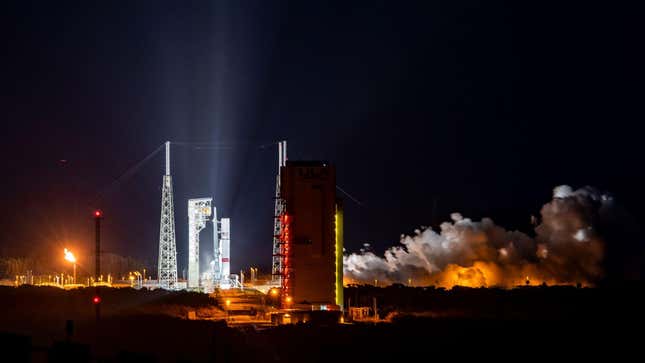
[211,207,231,289]
[212,207,220,281]
[219,218,231,289]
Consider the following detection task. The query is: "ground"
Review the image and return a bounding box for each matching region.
[0,285,643,362]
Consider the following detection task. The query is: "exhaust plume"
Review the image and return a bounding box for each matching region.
[344,185,610,288]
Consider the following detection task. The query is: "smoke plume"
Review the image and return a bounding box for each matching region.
[344,185,611,288]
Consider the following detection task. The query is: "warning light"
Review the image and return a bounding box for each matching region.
[94,210,102,218]
[92,296,101,304]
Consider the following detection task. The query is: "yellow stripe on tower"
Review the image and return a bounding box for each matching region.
[335,201,344,309]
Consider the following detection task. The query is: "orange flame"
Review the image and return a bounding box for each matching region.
[64,248,76,263]
[343,260,587,289]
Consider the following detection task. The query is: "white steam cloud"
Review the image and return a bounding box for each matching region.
[344,185,609,288]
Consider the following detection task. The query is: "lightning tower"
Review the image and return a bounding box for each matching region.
[158,141,178,289]
[272,140,287,283]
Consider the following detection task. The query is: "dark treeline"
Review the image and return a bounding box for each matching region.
[0,253,148,279]
[345,283,645,321]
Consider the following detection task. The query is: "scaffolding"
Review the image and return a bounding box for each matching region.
[271,141,287,284]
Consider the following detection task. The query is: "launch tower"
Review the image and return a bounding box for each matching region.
[188,198,212,288]
[272,141,287,283]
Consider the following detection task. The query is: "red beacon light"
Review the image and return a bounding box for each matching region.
[94,210,102,218]
[92,296,101,304]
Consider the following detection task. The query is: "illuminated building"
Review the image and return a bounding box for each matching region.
[279,160,343,310]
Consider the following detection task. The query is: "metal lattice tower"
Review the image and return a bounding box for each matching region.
[158,141,178,289]
[272,141,287,283]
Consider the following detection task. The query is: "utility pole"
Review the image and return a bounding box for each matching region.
[94,210,102,322]
[95,210,101,280]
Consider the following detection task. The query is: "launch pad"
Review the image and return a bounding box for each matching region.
[152,139,343,311]
[155,141,236,292]
[187,197,235,292]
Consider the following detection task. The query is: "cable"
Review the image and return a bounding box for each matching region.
[336,185,364,207]
[91,143,164,204]
[173,141,281,150]
[89,140,282,205]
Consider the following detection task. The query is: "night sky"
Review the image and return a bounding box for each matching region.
[2,1,643,275]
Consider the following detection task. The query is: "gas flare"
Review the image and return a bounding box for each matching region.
[64,248,76,263]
